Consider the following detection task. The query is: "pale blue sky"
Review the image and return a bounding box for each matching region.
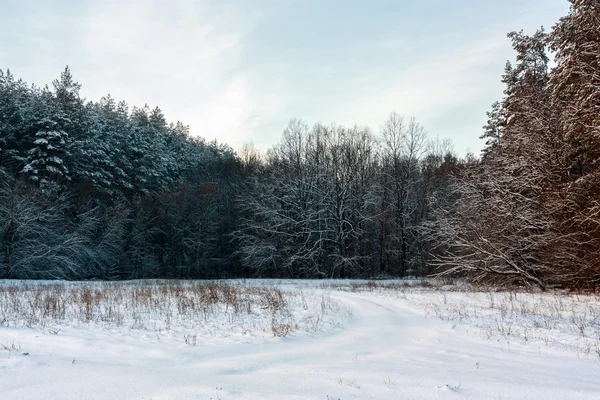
[0,0,569,154]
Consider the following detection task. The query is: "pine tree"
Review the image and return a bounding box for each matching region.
[21,116,70,190]
[550,0,600,171]
[0,70,33,175]
[480,101,504,159]
[548,0,600,288]
[53,66,83,129]
[433,29,562,289]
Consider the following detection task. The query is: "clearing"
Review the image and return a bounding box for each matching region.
[0,280,599,399]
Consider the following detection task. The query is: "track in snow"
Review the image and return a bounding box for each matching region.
[1,290,599,399]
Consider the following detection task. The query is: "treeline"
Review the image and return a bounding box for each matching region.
[0,68,243,279]
[0,66,462,280]
[236,118,461,278]
[1,1,598,288]
[431,1,600,290]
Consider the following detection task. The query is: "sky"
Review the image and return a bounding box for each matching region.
[0,0,570,155]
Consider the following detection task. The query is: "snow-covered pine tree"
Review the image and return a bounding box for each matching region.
[21,116,70,190]
[550,0,600,170]
[480,101,504,159]
[52,66,83,128]
[548,0,600,288]
[432,29,563,290]
[128,105,174,194]
[0,69,33,176]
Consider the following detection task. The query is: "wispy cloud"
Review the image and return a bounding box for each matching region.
[75,0,259,146]
[1,0,260,146]
[240,31,509,153]
[0,0,570,154]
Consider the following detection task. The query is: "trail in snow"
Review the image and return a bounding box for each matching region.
[1,289,599,399]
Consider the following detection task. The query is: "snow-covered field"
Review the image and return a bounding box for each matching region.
[1,280,599,399]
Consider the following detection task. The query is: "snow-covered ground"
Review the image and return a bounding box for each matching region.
[1,280,599,399]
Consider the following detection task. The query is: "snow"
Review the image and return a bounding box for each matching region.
[1,280,599,399]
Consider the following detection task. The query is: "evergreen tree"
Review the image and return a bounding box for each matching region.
[480,101,504,159]
[21,115,71,190]
[432,29,562,289]
[550,0,600,171]
[548,0,600,288]
[0,70,33,175]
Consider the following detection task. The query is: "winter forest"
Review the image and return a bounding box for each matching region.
[0,2,598,290]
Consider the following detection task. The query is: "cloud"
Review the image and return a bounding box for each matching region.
[224,0,570,154]
[239,32,510,154]
[74,0,259,146]
[337,35,510,130]
[0,0,261,148]
[0,0,571,155]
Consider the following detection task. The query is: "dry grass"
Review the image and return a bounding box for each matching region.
[0,280,346,339]
[315,278,600,361]
[373,282,600,360]
[442,291,599,354]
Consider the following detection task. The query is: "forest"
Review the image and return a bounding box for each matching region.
[0,1,598,290]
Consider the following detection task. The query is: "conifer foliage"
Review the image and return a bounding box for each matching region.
[21,117,70,190]
[433,1,600,290]
[0,67,241,280]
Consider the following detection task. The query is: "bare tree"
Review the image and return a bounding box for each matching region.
[429,30,565,290]
[378,112,427,276]
[0,178,92,279]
